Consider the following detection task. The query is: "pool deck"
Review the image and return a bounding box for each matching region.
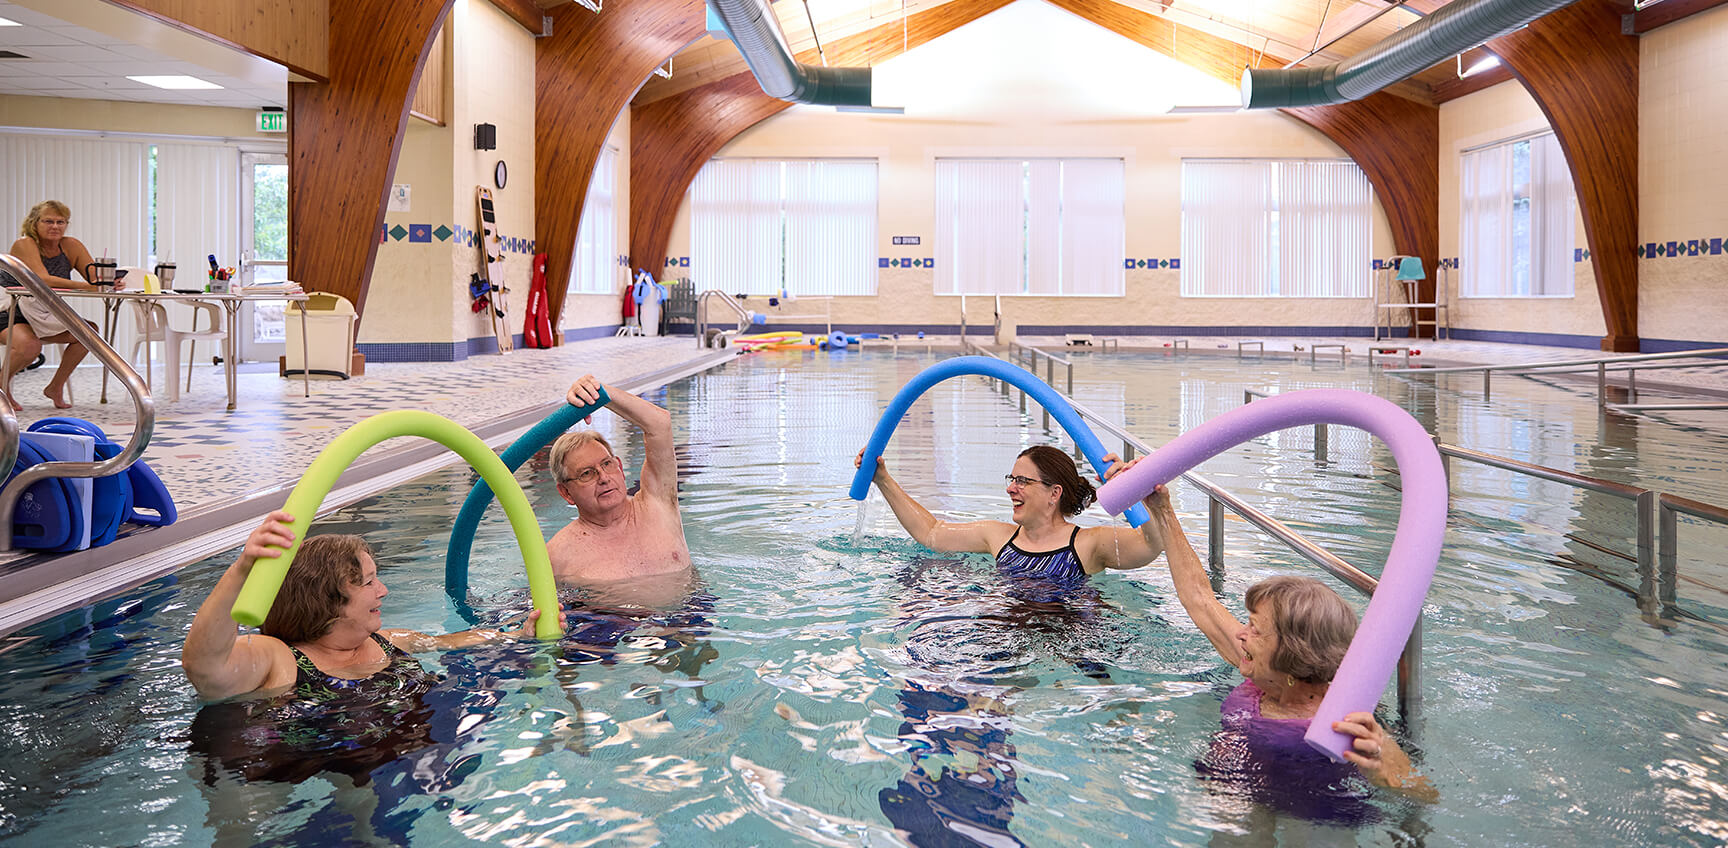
[0,331,1722,635]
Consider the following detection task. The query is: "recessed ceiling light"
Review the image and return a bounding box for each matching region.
[0,17,21,27]
[127,75,223,90]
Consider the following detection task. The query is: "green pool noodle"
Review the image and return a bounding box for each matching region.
[230,410,563,639]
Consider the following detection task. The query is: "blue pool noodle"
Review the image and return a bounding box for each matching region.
[850,356,1150,528]
[445,388,610,622]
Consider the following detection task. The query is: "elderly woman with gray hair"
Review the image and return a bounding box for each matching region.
[1121,479,1436,805]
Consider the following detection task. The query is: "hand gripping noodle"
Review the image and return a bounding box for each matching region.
[1095,389,1447,762]
[444,389,610,622]
[849,356,1151,528]
[231,410,565,639]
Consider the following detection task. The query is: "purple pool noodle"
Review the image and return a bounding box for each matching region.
[1095,389,1446,762]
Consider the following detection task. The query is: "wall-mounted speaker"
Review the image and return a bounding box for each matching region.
[474,123,497,150]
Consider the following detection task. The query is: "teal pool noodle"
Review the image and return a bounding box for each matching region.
[850,356,1149,528]
[445,387,609,622]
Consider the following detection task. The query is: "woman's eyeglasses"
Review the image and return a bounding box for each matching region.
[1003,474,1047,488]
[568,455,621,485]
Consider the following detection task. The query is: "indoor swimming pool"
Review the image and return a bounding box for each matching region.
[0,349,1724,846]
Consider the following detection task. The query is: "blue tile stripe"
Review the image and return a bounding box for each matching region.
[1638,238,1725,258]
[381,223,537,255]
[358,325,623,362]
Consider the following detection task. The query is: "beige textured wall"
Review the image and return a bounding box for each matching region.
[1638,5,1728,344]
[363,0,536,349]
[451,0,535,347]
[1437,80,1602,340]
[0,93,273,139]
[664,105,1397,333]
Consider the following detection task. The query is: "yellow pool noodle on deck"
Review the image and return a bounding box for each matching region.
[231,410,563,639]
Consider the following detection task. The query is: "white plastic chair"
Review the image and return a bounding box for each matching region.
[128,300,226,401]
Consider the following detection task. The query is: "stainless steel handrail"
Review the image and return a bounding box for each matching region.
[0,254,155,552]
[1657,493,1728,613]
[1008,342,1074,430]
[695,289,755,344]
[952,345,1422,715]
[1245,389,1330,462]
[1386,347,1728,405]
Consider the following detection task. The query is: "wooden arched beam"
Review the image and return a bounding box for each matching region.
[629,74,791,277]
[1283,94,1440,338]
[1488,0,1640,351]
[1408,0,1640,350]
[536,0,706,331]
[287,0,454,319]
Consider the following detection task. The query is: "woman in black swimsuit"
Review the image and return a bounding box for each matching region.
[856,444,1166,588]
[1,200,116,411]
[181,511,555,703]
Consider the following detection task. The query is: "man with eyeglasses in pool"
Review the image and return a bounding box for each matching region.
[546,375,693,606]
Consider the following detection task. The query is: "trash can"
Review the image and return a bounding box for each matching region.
[284,293,358,379]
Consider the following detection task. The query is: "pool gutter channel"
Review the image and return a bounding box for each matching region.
[0,349,737,638]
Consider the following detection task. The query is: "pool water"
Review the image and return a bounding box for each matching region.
[0,349,1724,846]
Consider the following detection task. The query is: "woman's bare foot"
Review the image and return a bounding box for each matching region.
[43,384,71,409]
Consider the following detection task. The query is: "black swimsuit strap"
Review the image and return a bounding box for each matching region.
[289,633,400,677]
[1000,524,1079,557]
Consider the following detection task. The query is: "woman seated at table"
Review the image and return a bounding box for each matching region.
[1121,478,1437,808]
[0,200,119,410]
[182,511,554,703]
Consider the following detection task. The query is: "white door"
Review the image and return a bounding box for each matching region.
[239,152,289,362]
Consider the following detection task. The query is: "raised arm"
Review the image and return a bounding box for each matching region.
[856,449,1008,555]
[569,375,677,505]
[1083,453,1167,573]
[1145,485,1245,669]
[180,512,299,700]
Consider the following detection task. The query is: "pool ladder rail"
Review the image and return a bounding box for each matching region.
[0,254,155,553]
[1384,346,1728,414]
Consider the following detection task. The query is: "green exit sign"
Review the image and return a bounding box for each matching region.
[256,110,287,133]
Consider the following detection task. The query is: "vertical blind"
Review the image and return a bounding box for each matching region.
[934,158,1124,296]
[1,130,248,366]
[692,158,877,296]
[1181,159,1371,297]
[1460,132,1572,297]
[571,146,618,294]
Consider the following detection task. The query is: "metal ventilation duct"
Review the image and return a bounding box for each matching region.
[1241,0,1577,109]
[705,0,872,107]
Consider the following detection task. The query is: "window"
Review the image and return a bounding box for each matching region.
[570,146,618,294]
[1180,159,1372,298]
[933,158,1124,296]
[1459,132,1572,297]
[690,158,877,296]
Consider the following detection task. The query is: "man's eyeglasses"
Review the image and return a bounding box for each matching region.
[1003,474,1047,488]
[567,455,620,485]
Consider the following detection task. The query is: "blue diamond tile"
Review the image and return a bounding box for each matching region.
[1711,238,1723,256]
[1666,241,1678,257]
[433,225,452,241]
[926,258,936,269]
[879,258,889,268]
[1688,239,1700,256]
[389,224,408,241]
[1122,259,1133,270]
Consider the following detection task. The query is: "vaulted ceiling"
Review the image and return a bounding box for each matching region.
[621,0,1508,107]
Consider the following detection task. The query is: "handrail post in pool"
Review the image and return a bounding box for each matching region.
[850,355,1152,528]
[444,389,610,622]
[231,410,565,639]
[1097,388,1447,763]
